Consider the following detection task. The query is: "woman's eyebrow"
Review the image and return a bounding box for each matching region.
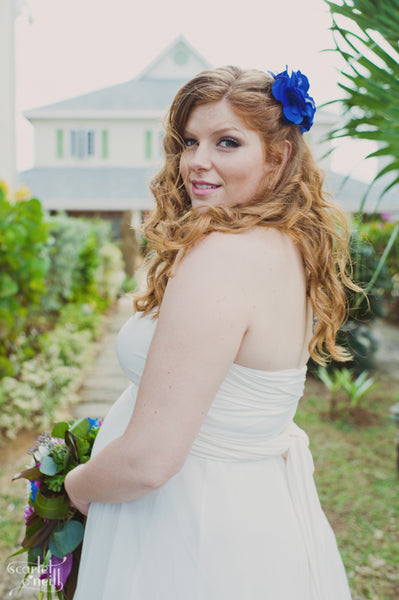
[183,126,243,137]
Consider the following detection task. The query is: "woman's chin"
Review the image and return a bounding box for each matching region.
[191,202,211,213]
[191,198,220,213]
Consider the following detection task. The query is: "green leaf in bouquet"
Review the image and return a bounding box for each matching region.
[76,439,90,460]
[34,490,70,519]
[49,520,84,558]
[23,514,58,549]
[50,442,70,470]
[69,418,90,440]
[46,472,67,493]
[51,422,69,439]
[39,455,58,476]
[12,465,42,482]
[28,544,44,564]
[7,547,29,559]
[64,431,79,463]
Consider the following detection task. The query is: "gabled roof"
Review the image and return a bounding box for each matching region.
[24,35,211,120]
[24,79,191,118]
[18,167,156,210]
[136,34,211,80]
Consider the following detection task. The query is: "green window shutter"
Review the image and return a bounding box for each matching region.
[56,129,63,158]
[102,130,109,159]
[145,130,152,159]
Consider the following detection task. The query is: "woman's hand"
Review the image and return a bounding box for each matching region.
[64,465,91,516]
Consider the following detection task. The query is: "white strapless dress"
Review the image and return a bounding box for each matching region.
[73,311,352,599]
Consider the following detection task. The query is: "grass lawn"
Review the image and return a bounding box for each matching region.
[0,373,398,599]
[296,374,399,600]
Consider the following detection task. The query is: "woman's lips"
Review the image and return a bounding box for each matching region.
[191,181,221,196]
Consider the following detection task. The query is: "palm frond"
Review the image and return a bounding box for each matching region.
[325,0,399,195]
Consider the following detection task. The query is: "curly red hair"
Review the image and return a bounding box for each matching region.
[134,66,361,365]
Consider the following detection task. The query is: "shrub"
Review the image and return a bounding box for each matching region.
[42,214,119,312]
[96,242,125,303]
[359,218,399,321]
[0,187,124,438]
[347,232,392,322]
[360,218,399,277]
[0,185,50,377]
[0,308,105,439]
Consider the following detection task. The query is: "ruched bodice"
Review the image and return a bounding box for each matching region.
[74,310,352,600]
[116,311,307,460]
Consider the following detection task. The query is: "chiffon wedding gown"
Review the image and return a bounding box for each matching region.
[73,310,352,599]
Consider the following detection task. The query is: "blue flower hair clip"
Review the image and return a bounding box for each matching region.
[269,67,316,133]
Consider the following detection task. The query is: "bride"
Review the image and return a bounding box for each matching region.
[65,65,358,599]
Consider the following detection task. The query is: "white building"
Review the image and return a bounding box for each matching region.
[0,0,17,195]
[18,35,398,220]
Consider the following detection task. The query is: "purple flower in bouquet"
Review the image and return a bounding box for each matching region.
[23,503,34,523]
[39,553,73,590]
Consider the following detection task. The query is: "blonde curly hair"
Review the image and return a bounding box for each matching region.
[134,66,360,365]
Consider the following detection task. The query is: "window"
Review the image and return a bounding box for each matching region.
[158,131,164,157]
[145,130,152,160]
[70,130,95,158]
[88,130,95,155]
[102,130,109,159]
[56,129,64,158]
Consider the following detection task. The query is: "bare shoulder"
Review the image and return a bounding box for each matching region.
[163,231,258,321]
[174,228,288,274]
[172,231,251,282]
[177,230,252,264]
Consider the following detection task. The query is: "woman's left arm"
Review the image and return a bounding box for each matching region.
[64,233,255,505]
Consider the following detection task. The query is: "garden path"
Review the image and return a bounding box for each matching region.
[72,294,133,420]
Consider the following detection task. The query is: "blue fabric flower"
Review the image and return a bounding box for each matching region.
[30,480,40,503]
[270,68,316,133]
[87,417,101,432]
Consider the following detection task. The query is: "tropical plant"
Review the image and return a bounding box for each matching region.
[317,365,378,418]
[325,0,399,197]
[323,0,399,363]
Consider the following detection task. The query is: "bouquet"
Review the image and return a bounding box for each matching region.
[9,417,101,599]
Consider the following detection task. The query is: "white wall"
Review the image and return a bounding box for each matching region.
[0,0,16,193]
[31,117,165,168]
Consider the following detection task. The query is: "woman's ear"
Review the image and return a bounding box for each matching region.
[264,140,292,172]
[263,139,292,192]
[282,139,292,165]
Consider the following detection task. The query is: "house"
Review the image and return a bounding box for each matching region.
[18,37,210,224]
[18,35,398,235]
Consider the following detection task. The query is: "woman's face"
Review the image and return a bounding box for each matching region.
[179,99,272,211]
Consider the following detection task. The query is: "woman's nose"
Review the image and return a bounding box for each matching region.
[188,143,212,172]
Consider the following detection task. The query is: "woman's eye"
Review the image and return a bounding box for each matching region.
[183,138,197,148]
[219,138,240,148]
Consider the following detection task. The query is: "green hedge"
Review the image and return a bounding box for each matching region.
[0,187,50,377]
[359,218,399,278]
[0,185,125,438]
[359,218,399,321]
[0,304,105,438]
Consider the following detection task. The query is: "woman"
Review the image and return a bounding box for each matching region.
[65,66,356,599]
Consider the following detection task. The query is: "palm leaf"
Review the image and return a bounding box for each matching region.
[325,0,399,191]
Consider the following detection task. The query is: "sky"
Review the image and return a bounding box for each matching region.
[14,0,377,179]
